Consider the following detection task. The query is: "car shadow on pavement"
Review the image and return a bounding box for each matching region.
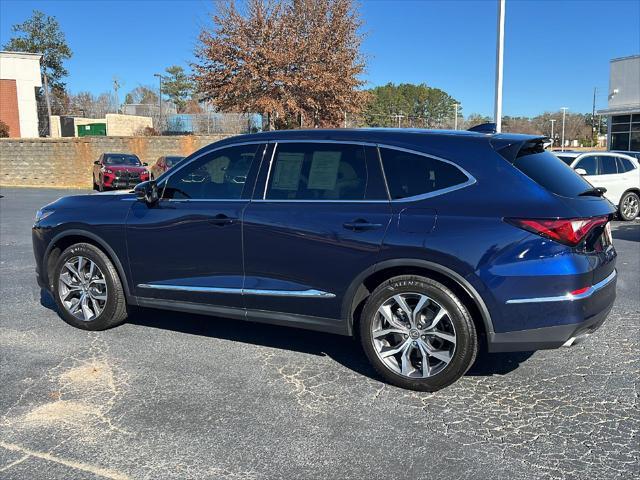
[40,289,534,382]
[613,222,639,242]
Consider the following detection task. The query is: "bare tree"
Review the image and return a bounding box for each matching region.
[193,0,366,129]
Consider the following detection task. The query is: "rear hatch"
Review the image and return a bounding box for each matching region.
[494,137,616,285]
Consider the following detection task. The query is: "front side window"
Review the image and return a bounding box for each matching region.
[379,148,469,200]
[162,144,261,200]
[165,156,184,168]
[265,143,367,200]
[575,156,598,175]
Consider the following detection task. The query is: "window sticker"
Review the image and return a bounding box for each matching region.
[307,151,341,190]
[271,152,304,190]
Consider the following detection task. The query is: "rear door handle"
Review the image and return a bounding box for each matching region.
[343,219,383,231]
[208,214,237,226]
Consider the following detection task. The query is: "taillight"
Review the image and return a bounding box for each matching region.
[505,216,609,247]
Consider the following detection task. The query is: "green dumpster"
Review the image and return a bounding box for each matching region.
[77,123,107,137]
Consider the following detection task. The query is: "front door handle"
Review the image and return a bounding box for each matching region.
[208,214,237,226]
[343,219,383,231]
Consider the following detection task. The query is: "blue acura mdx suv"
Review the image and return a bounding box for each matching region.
[32,129,617,391]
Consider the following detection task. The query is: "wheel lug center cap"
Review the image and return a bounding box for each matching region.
[409,329,420,339]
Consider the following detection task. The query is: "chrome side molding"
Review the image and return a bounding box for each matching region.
[506,270,617,304]
[137,283,336,298]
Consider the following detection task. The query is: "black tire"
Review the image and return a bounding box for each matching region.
[359,275,478,392]
[619,191,639,221]
[52,243,128,331]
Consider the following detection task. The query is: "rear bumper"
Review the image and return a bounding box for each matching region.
[487,269,616,352]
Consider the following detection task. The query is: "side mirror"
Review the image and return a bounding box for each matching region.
[575,168,588,176]
[94,160,100,165]
[142,162,148,166]
[134,180,159,205]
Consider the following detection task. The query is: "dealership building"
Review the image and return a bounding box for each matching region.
[597,54,640,151]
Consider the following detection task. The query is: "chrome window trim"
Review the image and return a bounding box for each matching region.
[259,139,476,203]
[262,142,278,200]
[505,269,617,304]
[157,140,267,200]
[376,144,477,203]
[137,283,335,298]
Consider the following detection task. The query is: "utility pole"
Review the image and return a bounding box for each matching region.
[154,73,163,132]
[550,119,556,148]
[561,107,568,152]
[42,72,53,136]
[591,87,597,147]
[494,0,506,133]
[113,77,120,113]
[454,103,459,130]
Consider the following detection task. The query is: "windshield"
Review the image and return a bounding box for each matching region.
[104,155,141,166]
[165,156,185,167]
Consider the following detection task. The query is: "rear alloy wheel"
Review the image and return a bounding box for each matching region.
[619,191,639,221]
[360,275,478,391]
[53,243,128,330]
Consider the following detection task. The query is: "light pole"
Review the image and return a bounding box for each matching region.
[550,119,556,148]
[494,0,506,133]
[153,73,163,132]
[560,107,568,152]
[454,103,459,130]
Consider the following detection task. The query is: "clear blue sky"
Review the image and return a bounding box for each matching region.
[1,0,639,117]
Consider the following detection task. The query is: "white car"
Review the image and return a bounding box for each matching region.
[554,151,640,221]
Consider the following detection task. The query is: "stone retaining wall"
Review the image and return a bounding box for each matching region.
[0,135,232,188]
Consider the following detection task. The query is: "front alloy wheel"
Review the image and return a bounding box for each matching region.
[52,243,128,330]
[360,275,478,391]
[58,256,108,321]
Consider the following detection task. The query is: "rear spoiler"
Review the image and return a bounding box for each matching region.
[467,122,497,134]
[490,136,549,164]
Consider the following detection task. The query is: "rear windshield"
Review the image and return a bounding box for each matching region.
[104,154,141,166]
[513,151,594,197]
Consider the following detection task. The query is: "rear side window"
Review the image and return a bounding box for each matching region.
[599,156,618,175]
[379,148,469,200]
[513,151,593,197]
[266,143,367,200]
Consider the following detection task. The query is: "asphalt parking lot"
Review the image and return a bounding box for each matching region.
[1,187,638,480]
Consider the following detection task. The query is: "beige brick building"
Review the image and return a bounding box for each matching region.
[0,51,42,138]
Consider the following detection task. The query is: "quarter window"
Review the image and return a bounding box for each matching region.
[265,143,367,200]
[379,148,469,200]
[617,157,636,173]
[162,144,261,200]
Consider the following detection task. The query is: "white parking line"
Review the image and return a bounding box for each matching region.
[0,442,130,480]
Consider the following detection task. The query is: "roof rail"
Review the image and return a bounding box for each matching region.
[467,122,497,134]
